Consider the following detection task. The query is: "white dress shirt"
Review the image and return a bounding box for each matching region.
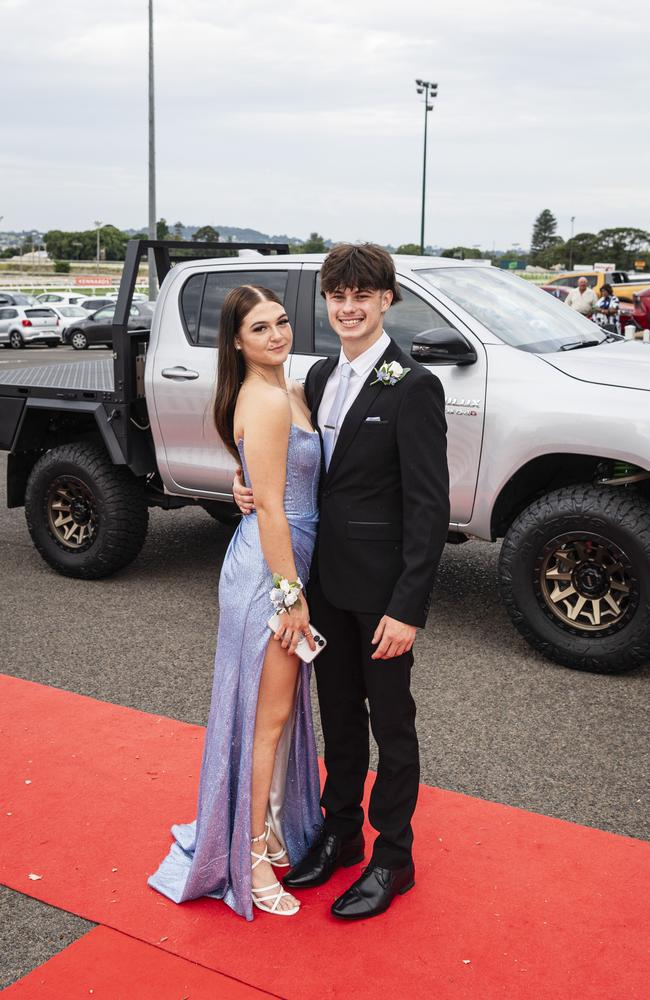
[566,286,597,315]
[317,331,391,441]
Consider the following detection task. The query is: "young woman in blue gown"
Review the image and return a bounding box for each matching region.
[148,285,323,918]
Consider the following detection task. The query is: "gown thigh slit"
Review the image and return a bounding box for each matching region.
[148,426,323,920]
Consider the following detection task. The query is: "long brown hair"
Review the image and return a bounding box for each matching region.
[212,284,284,460]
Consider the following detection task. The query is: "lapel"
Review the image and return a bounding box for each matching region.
[309,357,337,427]
[325,338,403,481]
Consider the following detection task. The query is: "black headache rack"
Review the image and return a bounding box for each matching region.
[106,239,289,465]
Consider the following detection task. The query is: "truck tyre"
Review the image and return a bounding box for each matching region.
[24,442,149,579]
[498,485,650,674]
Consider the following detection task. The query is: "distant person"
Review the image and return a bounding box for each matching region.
[594,283,620,334]
[566,276,597,317]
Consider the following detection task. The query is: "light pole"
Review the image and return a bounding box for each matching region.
[415,79,438,255]
[569,215,576,270]
[148,0,157,300]
[94,220,103,273]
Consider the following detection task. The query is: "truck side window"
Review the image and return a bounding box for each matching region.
[383,287,452,352]
[180,274,205,344]
[181,270,290,348]
[314,275,452,356]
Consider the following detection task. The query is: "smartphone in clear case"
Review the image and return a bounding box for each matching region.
[267,613,327,662]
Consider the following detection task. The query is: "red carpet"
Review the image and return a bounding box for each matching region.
[2,926,274,998]
[1,673,649,999]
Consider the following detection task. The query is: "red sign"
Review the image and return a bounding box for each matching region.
[74,276,114,286]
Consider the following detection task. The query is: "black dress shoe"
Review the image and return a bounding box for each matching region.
[283,831,365,889]
[331,862,415,920]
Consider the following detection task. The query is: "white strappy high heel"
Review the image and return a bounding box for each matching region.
[264,821,291,868]
[251,829,300,916]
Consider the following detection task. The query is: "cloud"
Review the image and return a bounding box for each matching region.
[2,0,648,248]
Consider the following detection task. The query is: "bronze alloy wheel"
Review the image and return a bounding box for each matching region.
[535,531,636,635]
[46,475,98,550]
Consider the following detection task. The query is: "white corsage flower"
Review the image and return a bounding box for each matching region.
[370,360,411,387]
[270,574,304,612]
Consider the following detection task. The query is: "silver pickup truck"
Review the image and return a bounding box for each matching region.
[1,239,649,675]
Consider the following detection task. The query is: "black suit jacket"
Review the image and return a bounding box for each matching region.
[305,338,449,628]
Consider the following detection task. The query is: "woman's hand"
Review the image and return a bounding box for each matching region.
[273,598,317,657]
[233,466,255,514]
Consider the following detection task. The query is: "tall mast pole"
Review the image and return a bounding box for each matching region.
[148,0,157,299]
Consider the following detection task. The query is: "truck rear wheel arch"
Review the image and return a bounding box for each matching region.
[7,402,136,508]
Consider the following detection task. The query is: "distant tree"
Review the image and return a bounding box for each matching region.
[441,246,482,260]
[54,260,71,273]
[301,232,327,253]
[396,243,422,255]
[156,218,170,240]
[564,231,603,268]
[193,225,220,242]
[533,241,567,269]
[530,209,559,261]
[44,226,129,261]
[0,246,20,258]
[596,227,650,270]
[172,220,185,240]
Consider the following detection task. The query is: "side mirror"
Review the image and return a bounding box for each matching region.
[411,327,477,366]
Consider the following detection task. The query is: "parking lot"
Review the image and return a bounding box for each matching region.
[0,343,111,365]
[1,350,649,986]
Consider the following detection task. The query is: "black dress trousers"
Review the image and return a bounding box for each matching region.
[309,576,420,870]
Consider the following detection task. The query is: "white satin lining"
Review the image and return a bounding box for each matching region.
[266,678,299,852]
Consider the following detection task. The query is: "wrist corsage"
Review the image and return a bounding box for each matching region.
[270,574,303,612]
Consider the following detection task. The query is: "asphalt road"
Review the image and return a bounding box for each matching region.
[1,353,649,986]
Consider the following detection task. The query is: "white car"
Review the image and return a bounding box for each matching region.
[36,292,92,307]
[0,290,38,307]
[106,291,148,301]
[48,305,89,336]
[0,305,60,348]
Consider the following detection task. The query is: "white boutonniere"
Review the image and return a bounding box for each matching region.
[370,360,411,387]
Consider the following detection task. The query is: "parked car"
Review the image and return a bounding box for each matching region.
[2,240,650,676]
[106,291,148,301]
[0,291,38,307]
[64,301,155,349]
[626,290,650,331]
[0,306,60,348]
[49,305,89,338]
[545,271,650,302]
[36,292,93,307]
[77,297,116,312]
[541,283,571,301]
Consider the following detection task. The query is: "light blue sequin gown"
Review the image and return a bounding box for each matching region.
[148,425,324,920]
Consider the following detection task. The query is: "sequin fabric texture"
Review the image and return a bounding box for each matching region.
[148,425,324,919]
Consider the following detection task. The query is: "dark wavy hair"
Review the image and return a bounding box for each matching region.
[211,284,284,460]
[320,243,402,303]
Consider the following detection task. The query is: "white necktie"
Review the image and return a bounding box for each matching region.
[322,362,352,469]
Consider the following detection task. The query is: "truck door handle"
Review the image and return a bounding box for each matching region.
[161,366,200,381]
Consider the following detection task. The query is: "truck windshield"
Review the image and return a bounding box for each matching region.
[418,266,607,354]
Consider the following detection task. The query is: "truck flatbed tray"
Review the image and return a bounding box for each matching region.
[0,358,114,398]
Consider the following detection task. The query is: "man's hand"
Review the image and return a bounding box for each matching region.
[233,466,255,515]
[371,615,417,660]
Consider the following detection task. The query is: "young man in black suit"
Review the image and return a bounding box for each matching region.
[236,244,449,920]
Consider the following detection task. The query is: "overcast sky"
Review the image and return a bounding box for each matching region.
[2,0,648,249]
